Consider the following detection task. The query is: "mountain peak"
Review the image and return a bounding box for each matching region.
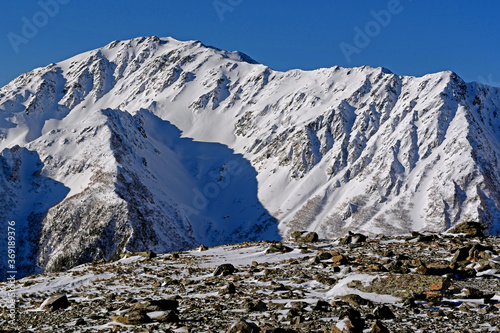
[1,37,500,279]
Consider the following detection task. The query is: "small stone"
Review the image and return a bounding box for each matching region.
[331,318,358,333]
[153,310,179,323]
[74,318,86,326]
[331,254,348,265]
[350,232,367,244]
[266,243,293,253]
[384,260,409,274]
[43,294,71,312]
[316,275,336,286]
[429,278,451,291]
[463,287,483,299]
[333,308,364,333]
[227,319,260,333]
[338,294,373,307]
[220,282,236,295]
[285,308,301,318]
[199,244,209,251]
[290,231,318,242]
[373,305,395,319]
[301,231,319,242]
[317,252,333,260]
[424,291,443,301]
[312,300,330,311]
[339,307,362,321]
[309,256,321,265]
[402,296,417,308]
[339,231,367,245]
[214,263,236,276]
[370,320,389,333]
[246,300,267,312]
[291,301,308,311]
[291,231,305,240]
[112,309,151,325]
[132,299,179,311]
[120,251,156,259]
[451,247,471,264]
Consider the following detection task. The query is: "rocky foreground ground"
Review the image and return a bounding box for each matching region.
[2,222,500,332]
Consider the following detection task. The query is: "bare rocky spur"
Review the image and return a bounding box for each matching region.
[1,221,500,332]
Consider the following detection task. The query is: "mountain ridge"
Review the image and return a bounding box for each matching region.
[1,36,500,278]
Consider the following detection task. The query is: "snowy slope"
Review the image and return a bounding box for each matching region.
[0,36,499,277]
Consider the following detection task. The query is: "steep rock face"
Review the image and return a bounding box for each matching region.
[0,36,499,277]
[0,146,69,278]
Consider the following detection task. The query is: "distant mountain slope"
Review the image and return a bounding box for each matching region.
[0,36,499,277]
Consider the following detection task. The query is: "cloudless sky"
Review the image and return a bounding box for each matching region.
[0,0,499,87]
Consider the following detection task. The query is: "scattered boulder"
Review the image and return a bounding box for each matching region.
[332,308,364,333]
[463,287,484,299]
[337,294,374,307]
[273,329,298,333]
[227,319,260,333]
[132,299,179,311]
[317,252,333,260]
[74,318,86,326]
[266,243,293,253]
[43,294,71,312]
[384,260,409,274]
[331,318,361,333]
[415,234,439,242]
[448,221,486,237]
[451,246,471,264]
[290,231,305,240]
[311,300,330,311]
[214,263,236,276]
[339,231,367,245]
[467,244,494,261]
[429,278,451,292]
[290,301,308,311]
[315,274,337,286]
[291,231,319,242]
[245,300,267,312]
[331,254,349,265]
[373,305,395,319]
[154,310,179,323]
[112,309,151,325]
[120,251,157,259]
[220,282,236,295]
[370,320,390,333]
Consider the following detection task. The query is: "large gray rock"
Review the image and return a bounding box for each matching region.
[43,294,71,312]
[214,263,236,276]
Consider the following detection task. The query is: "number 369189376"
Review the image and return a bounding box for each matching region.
[7,221,16,260]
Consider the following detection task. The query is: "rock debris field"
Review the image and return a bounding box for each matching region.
[2,222,500,332]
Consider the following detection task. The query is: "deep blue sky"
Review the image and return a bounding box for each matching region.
[1,0,499,87]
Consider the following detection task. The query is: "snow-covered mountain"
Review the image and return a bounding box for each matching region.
[1,36,500,278]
